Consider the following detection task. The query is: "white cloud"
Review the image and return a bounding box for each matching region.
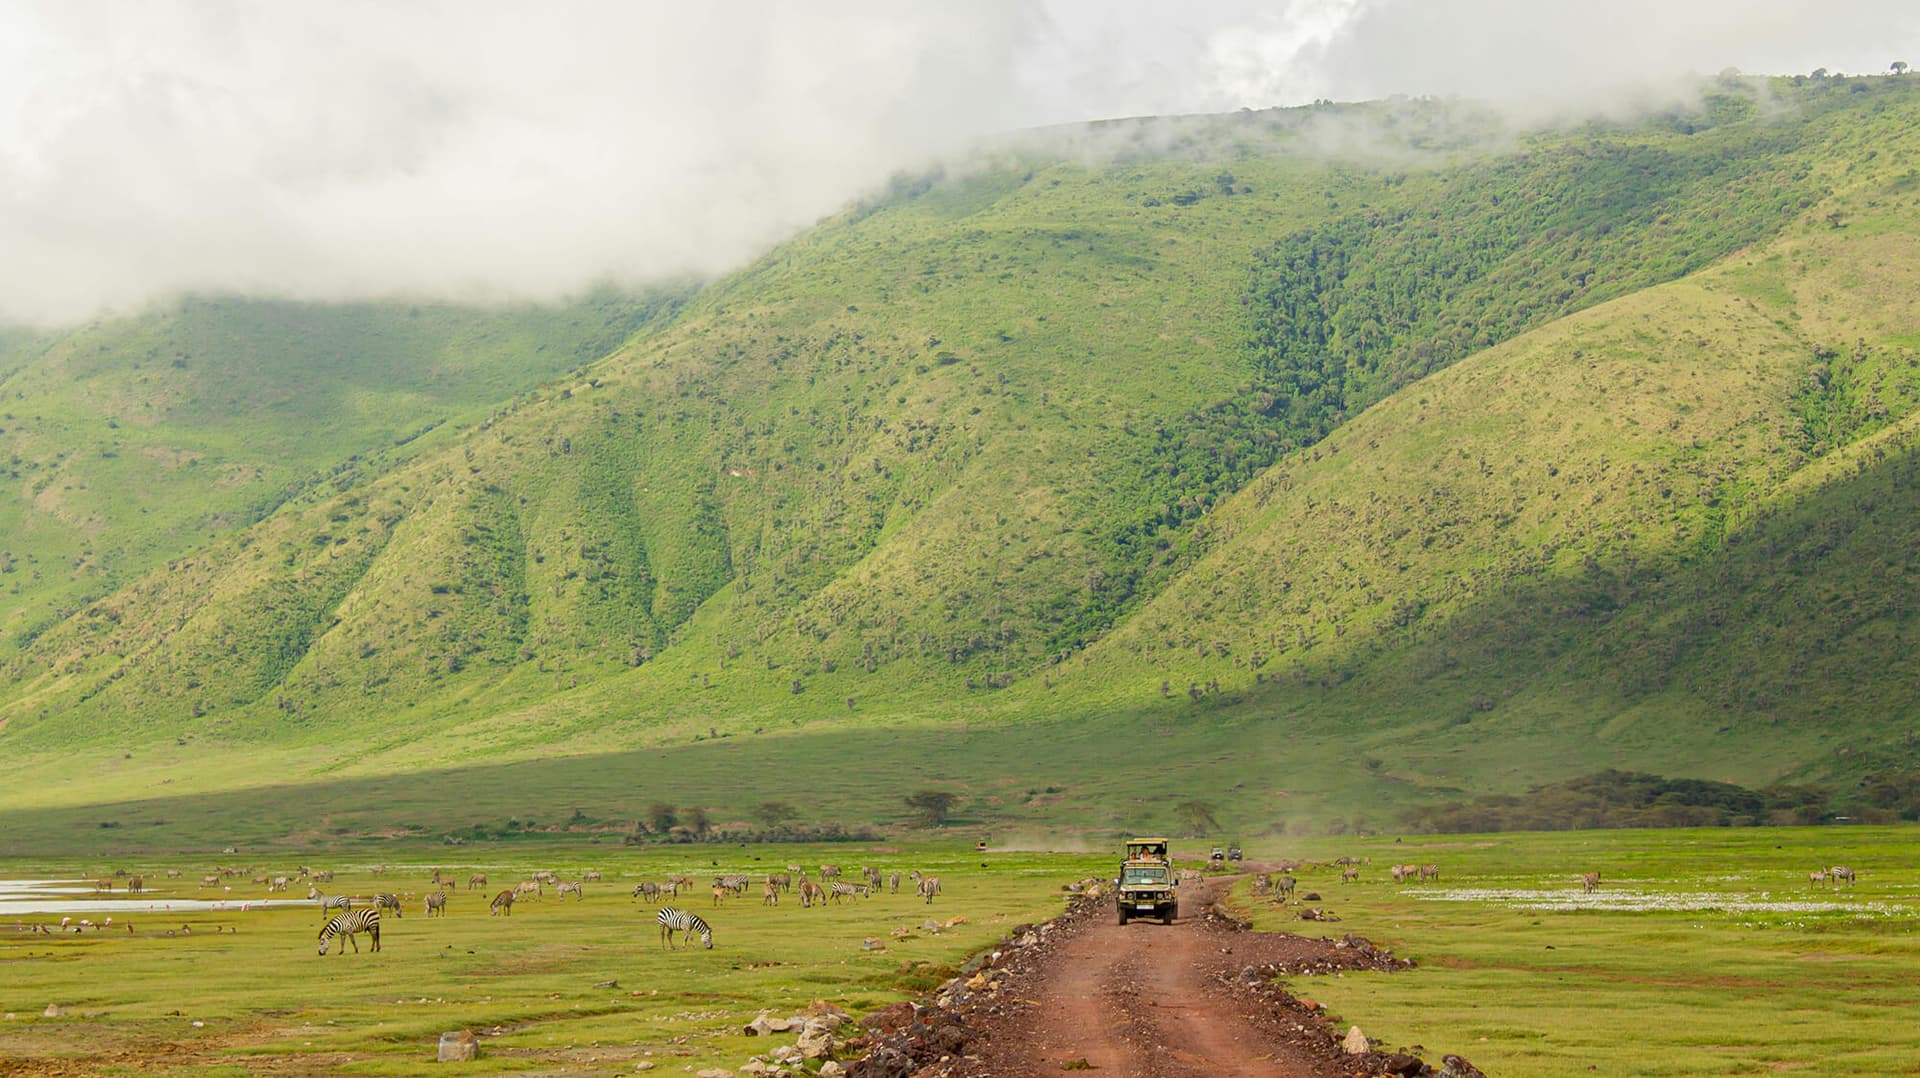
[0,0,1912,324]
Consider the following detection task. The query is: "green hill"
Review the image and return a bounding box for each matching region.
[4,76,1920,847]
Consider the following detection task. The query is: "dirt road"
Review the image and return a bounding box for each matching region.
[934,875,1401,1077]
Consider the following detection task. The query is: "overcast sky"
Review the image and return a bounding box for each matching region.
[2,0,1915,325]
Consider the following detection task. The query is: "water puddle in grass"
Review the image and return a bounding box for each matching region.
[1408,886,1915,916]
[0,878,313,917]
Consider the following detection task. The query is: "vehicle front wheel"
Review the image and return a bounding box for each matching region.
[1117,905,1130,926]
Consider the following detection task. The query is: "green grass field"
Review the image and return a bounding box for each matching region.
[1234,826,1920,1076]
[0,841,1104,1075]
[4,827,1916,1075]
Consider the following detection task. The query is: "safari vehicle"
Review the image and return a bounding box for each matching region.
[1208,846,1226,865]
[1118,837,1177,925]
[1227,845,1243,862]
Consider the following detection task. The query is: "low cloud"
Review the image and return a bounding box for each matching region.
[1,1,1911,325]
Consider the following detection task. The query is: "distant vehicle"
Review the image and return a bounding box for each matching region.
[1227,845,1243,862]
[1208,846,1226,865]
[1118,837,1176,925]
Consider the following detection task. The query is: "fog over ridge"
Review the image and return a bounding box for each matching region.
[1,0,1913,326]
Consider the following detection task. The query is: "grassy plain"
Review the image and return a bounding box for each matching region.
[0,841,1103,1075]
[1234,825,1920,1077]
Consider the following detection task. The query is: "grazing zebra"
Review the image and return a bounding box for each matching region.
[1581,871,1602,892]
[317,909,381,955]
[829,882,867,903]
[268,877,289,892]
[889,872,901,895]
[1272,874,1297,902]
[490,889,515,916]
[373,893,403,918]
[1829,865,1857,887]
[514,880,543,902]
[1810,869,1828,888]
[820,865,842,880]
[468,874,488,891]
[762,879,780,906]
[1341,867,1360,883]
[797,880,826,908]
[666,874,693,895]
[632,882,661,903]
[910,871,941,904]
[657,906,713,949]
[166,869,182,878]
[863,867,883,891]
[312,870,334,884]
[770,872,792,894]
[557,881,584,901]
[424,891,448,917]
[308,887,351,918]
[1420,864,1440,882]
[128,876,144,894]
[713,873,752,895]
[583,870,602,882]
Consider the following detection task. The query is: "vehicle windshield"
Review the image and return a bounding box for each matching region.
[1122,866,1170,885]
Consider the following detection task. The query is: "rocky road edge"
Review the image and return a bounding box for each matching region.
[848,878,1489,1078]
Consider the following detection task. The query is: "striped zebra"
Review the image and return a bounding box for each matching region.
[514,880,543,902]
[373,892,403,918]
[797,880,826,908]
[889,871,901,895]
[910,871,941,904]
[424,891,448,917]
[820,865,842,880]
[490,889,515,916]
[1272,874,1297,902]
[1420,864,1440,882]
[863,867,883,891]
[1829,865,1857,887]
[557,881,584,901]
[657,906,713,949]
[762,878,780,906]
[583,870,602,882]
[632,881,661,903]
[713,873,752,895]
[308,887,351,919]
[1341,866,1360,883]
[468,874,487,891]
[317,909,380,955]
[828,881,867,903]
[1580,872,1602,892]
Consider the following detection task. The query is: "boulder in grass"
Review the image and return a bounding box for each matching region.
[1342,1026,1370,1055]
[42,1005,63,1018]
[436,1029,477,1062]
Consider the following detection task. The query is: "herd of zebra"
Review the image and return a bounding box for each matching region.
[305,861,945,956]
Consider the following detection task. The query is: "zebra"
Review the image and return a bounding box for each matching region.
[514,880,543,902]
[889,872,901,895]
[657,906,713,950]
[1341,866,1360,883]
[797,880,826,908]
[820,865,842,880]
[762,878,780,906]
[1810,869,1828,888]
[632,882,661,903]
[308,887,351,919]
[373,893,403,918]
[1829,865,1857,887]
[557,881,584,901]
[1272,874,1297,903]
[424,891,448,917]
[317,909,380,955]
[829,882,866,903]
[1420,864,1440,882]
[667,874,693,894]
[863,866,883,891]
[770,872,792,894]
[490,889,515,916]
[583,870,602,882]
[468,873,488,891]
[1580,872,1602,892]
[910,871,941,904]
[312,870,334,884]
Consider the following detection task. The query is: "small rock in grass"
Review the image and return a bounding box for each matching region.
[42,1005,63,1018]
[633,1063,654,1072]
[744,1014,779,1037]
[437,1029,478,1062]
[861,937,886,951]
[697,1069,732,1078]
[819,1062,846,1077]
[1342,1026,1370,1055]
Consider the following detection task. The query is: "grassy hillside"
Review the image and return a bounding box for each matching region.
[0,289,686,663]
[4,76,1920,838]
